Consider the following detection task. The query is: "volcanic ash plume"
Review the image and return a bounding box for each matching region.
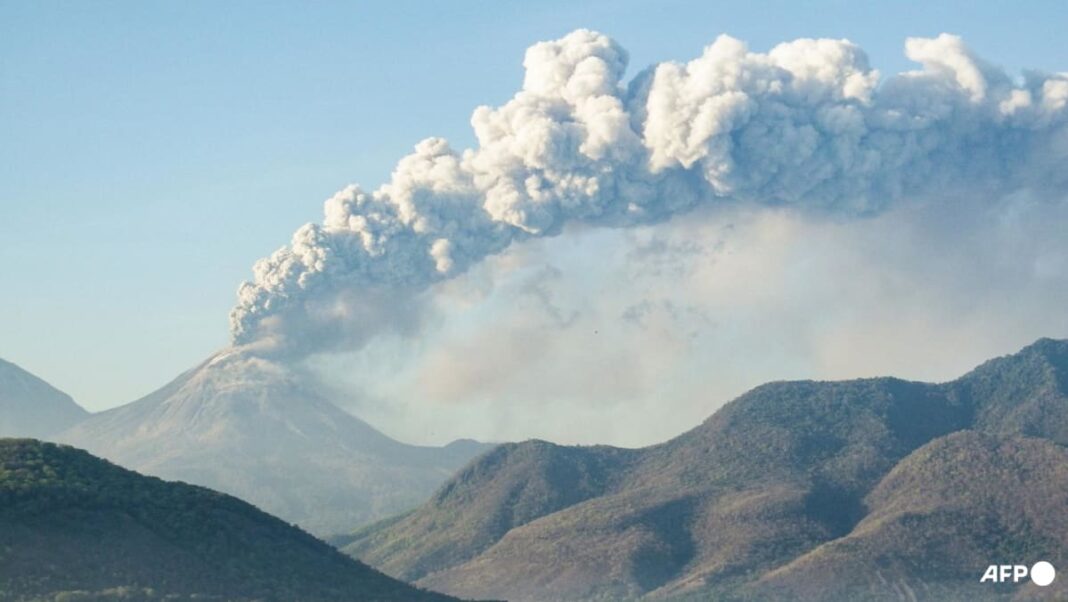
[230,29,1068,356]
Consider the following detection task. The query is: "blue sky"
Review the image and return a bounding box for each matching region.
[3,0,1068,421]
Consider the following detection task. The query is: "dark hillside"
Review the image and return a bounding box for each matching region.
[753,431,1068,601]
[0,439,459,602]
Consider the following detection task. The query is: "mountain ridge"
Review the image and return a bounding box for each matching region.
[754,431,1068,601]
[0,358,88,439]
[344,337,1068,601]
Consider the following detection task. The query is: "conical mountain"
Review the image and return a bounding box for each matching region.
[0,357,88,438]
[58,349,492,535]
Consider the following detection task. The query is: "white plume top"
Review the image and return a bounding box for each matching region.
[230,29,1068,356]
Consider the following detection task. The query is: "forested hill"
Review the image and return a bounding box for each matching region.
[0,438,461,602]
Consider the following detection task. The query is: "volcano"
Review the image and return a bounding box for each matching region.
[58,350,492,535]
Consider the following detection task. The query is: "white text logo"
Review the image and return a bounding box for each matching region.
[980,561,1055,586]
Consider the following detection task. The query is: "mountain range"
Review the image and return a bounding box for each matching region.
[54,350,493,535]
[7,338,1068,600]
[339,338,1068,601]
[0,438,461,601]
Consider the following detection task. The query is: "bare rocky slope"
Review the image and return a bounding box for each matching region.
[342,338,1068,601]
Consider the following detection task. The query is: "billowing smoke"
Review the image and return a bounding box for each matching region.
[230,29,1068,356]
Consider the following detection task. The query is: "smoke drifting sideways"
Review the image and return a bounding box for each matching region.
[230,29,1068,358]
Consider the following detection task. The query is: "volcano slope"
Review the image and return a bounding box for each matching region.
[59,350,492,536]
[341,338,1068,601]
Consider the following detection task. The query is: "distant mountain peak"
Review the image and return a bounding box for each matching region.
[56,349,493,535]
[0,358,88,438]
[157,348,324,412]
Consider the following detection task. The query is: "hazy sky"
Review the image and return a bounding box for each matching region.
[3,1,1067,446]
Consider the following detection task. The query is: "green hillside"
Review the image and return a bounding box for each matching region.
[343,338,1068,601]
[0,439,460,602]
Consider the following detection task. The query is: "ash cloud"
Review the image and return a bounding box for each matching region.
[230,30,1068,356]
